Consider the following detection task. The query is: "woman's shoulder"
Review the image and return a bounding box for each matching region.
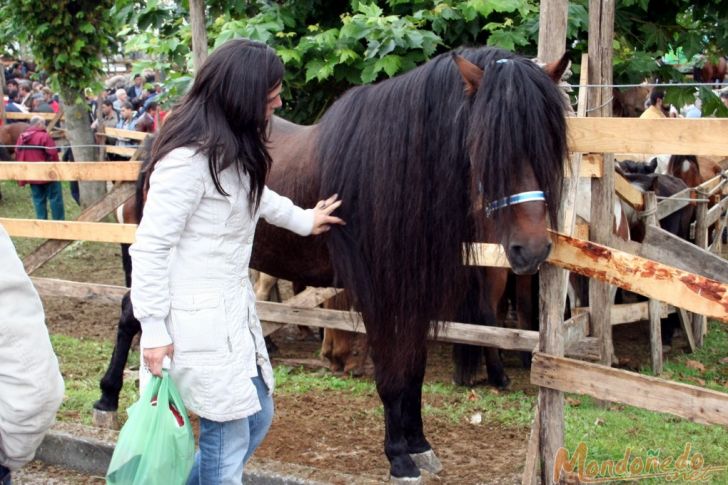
[157,146,208,168]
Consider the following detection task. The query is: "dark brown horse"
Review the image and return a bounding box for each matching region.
[255,48,569,481]
[99,46,569,482]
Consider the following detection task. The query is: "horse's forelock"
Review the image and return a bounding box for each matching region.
[467,52,568,231]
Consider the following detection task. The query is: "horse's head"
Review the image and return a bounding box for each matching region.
[667,154,703,188]
[454,51,569,275]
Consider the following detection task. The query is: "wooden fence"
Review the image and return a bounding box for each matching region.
[1,112,728,484]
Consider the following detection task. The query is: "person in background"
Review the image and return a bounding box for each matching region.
[17,82,32,112]
[30,94,53,114]
[720,91,728,110]
[126,74,144,105]
[639,90,667,119]
[41,87,59,113]
[112,89,128,113]
[133,101,158,133]
[15,117,65,220]
[4,93,24,123]
[0,223,65,485]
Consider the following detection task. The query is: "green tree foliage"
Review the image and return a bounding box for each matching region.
[1,0,129,99]
[7,0,720,121]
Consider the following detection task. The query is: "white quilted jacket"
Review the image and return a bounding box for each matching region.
[130,147,313,421]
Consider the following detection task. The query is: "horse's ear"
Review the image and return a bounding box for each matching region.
[543,51,570,83]
[452,53,484,96]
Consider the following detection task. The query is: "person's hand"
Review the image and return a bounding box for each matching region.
[143,344,173,377]
[311,194,345,235]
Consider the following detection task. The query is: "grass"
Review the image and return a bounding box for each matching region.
[561,321,728,484]
[0,179,125,283]
[0,179,82,257]
[51,334,140,427]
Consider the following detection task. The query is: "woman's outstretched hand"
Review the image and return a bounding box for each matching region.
[311,194,345,235]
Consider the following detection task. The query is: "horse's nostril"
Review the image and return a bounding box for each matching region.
[508,242,552,273]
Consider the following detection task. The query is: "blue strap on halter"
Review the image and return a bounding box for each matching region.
[485,191,546,217]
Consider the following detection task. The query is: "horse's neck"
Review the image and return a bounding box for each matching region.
[268,116,320,205]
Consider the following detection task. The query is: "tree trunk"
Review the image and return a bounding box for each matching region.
[60,90,105,207]
[537,0,568,62]
[189,0,208,72]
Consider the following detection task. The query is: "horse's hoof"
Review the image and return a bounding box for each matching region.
[410,449,443,474]
[389,475,423,484]
[92,398,118,413]
[489,374,511,391]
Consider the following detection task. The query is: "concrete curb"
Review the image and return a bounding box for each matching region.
[35,424,380,484]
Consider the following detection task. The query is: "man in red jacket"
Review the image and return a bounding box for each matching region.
[15,117,64,220]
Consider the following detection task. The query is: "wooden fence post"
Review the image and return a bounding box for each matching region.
[694,195,709,346]
[643,192,663,374]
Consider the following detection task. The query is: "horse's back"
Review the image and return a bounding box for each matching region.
[250,116,333,286]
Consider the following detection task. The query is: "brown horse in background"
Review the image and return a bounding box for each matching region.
[0,122,29,161]
[694,56,727,85]
[667,154,725,244]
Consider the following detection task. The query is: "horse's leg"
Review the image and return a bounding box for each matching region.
[93,292,140,411]
[322,329,347,373]
[121,243,132,288]
[514,273,538,368]
[343,333,370,377]
[452,268,510,389]
[253,272,281,355]
[372,352,422,482]
[402,349,441,475]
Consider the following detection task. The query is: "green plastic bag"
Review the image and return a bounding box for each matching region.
[106,371,195,485]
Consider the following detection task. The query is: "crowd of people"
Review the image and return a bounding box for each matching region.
[639,87,728,119]
[2,62,168,222]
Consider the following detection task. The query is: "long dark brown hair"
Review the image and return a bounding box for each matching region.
[316,46,567,384]
[148,39,284,211]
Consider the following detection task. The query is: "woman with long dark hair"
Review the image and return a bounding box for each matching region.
[129,39,343,483]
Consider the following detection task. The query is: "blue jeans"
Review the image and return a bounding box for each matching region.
[0,464,10,485]
[29,182,64,220]
[186,369,274,485]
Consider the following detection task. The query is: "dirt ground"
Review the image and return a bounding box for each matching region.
[38,284,686,485]
[28,238,697,484]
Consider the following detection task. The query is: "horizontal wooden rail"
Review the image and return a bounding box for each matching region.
[531,352,728,427]
[106,146,137,158]
[5,112,61,121]
[656,172,726,221]
[568,118,728,156]
[28,277,598,357]
[0,162,141,181]
[706,196,728,226]
[31,277,127,306]
[0,218,136,244]
[603,301,671,325]
[547,233,728,322]
[614,171,644,210]
[103,127,150,142]
[469,233,728,322]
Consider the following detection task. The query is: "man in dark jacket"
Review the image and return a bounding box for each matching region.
[15,117,64,220]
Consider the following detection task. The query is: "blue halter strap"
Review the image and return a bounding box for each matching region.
[485,191,546,217]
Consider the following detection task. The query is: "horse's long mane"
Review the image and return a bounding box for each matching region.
[316,46,567,382]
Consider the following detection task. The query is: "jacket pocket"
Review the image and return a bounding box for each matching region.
[169,292,226,355]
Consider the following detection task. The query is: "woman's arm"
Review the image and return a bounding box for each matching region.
[259,188,344,236]
[129,151,205,351]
